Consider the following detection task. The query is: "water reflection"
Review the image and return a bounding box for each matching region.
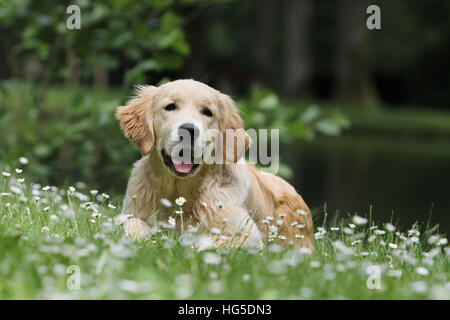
[284,135,450,233]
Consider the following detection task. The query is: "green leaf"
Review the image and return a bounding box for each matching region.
[301,105,321,123]
[259,93,279,110]
[315,119,341,136]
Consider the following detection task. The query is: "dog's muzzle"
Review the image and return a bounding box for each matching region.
[161,122,202,177]
[161,148,201,177]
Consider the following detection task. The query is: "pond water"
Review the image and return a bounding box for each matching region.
[283,135,450,233]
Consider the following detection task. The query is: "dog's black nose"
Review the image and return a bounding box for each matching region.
[178,123,199,141]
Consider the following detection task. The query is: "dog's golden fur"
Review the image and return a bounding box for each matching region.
[116,79,314,250]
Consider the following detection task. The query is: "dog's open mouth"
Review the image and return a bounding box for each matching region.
[161,148,200,177]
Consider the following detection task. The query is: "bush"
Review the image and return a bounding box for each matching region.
[0,81,134,191]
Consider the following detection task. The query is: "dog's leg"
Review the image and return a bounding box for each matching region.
[123,217,153,240]
[197,207,263,250]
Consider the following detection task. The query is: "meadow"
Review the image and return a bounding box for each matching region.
[1,163,448,299]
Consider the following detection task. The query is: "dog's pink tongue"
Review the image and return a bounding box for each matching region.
[173,162,193,173]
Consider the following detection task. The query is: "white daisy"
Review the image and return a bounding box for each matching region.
[427,235,441,245]
[269,225,278,233]
[411,281,428,294]
[210,227,222,235]
[352,215,368,225]
[385,223,396,232]
[415,266,429,276]
[343,227,354,235]
[314,232,325,240]
[203,252,222,265]
[175,197,186,206]
[408,229,420,237]
[409,236,420,244]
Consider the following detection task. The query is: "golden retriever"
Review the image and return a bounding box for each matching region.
[116,79,314,250]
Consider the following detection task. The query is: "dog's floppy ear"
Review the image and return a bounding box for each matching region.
[116,85,157,156]
[218,93,251,163]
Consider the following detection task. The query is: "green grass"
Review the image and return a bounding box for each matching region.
[0,166,449,300]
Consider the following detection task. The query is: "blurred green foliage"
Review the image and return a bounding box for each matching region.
[239,87,350,144]
[0,0,223,84]
[0,81,133,189]
[0,0,350,190]
[0,81,349,191]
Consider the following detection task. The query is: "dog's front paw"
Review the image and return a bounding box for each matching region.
[195,235,217,251]
[124,217,153,240]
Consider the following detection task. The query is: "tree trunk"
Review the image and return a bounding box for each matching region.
[65,49,80,87]
[254,0,276,85]
[282,0,314,96]
[334,0,379,107]
[93,55,109,89]
[0,29,10,80]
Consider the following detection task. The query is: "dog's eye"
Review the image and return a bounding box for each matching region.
[164,103,177,111]
[201,107,213,117]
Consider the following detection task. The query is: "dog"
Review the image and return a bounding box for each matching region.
[116,79,314,250]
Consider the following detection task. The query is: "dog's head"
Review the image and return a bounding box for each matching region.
[116,79,251,178]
